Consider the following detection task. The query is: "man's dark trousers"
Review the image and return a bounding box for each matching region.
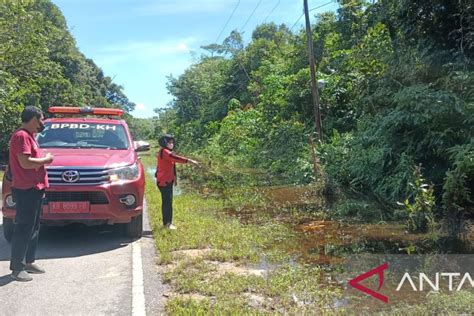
[10,188,44,272]
[158,183,173,225]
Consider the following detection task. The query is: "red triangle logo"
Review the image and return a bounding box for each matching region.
[348,262,389,303]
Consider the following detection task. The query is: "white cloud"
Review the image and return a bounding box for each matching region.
[96,38,197,66]
[135,103,146,110]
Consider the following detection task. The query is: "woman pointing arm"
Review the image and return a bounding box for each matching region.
[156,134,198,230]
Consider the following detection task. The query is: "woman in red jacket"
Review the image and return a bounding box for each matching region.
[156,134,198,229]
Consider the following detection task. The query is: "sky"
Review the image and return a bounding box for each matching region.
[52,0,339,118]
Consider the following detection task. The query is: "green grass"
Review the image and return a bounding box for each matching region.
[141,153,343,314]
[162,260,342,314]
[142,153,294,262]
[142,151,472,314]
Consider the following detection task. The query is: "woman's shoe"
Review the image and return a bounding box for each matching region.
[26,263,45,274]
[11,270,33,282]
[166,223,177,230]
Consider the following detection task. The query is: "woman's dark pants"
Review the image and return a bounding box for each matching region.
[158,183,173,225]
[10,188,44,272]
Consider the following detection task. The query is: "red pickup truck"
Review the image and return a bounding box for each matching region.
[1,106,149,241]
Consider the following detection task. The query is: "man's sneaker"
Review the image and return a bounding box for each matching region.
[25,263,45,274]
[11,270,33,282]
[167,224,177,230]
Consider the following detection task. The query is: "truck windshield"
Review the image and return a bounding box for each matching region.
[37,122,130,150]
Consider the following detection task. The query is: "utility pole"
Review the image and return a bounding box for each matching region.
[303,0,322,141]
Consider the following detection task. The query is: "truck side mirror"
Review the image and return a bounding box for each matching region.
[134,141,150,152]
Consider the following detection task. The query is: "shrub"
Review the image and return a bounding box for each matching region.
[399,166,436,233]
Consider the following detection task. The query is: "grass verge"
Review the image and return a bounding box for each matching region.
[141,152,474,315]
[141,154,342,314]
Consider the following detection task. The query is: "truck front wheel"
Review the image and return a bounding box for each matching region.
[125,214,142,239]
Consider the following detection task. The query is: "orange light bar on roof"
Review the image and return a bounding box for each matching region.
[48,106,124,116]
[48,106,81,114]
[91,108,124,116]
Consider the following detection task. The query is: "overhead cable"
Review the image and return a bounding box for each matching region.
[215,0,241,43]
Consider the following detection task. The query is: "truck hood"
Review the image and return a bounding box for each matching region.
[41,148,136,169]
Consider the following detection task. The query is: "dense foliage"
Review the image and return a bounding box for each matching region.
[1,0,472,234]
[0,0,135,158]
[158,0,473,230]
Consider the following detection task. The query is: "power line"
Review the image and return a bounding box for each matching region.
[215,0,241,43]
[235,0,263,107]
[211,0,256,106]
[309,0,335,12]
[290,12,304,32]
[290,0,335,32]
[263,0,281,23]
[239,0,263,33]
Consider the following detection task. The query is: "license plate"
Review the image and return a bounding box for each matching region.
[49,201,90,214]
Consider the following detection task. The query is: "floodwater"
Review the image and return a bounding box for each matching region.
[223,184,470,264]
[223,184,474,311]
[142,156,474,311]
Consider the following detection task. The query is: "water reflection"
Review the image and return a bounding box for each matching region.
[222,185,473,265]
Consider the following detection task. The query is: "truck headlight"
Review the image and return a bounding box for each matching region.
[109,163,139,182]
[5,195,16,208]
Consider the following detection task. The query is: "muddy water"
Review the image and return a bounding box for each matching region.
[224,185,474,311]
[224,185,473,265]
[293,221,433,264]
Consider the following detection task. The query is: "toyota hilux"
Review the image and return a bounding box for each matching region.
[1,106,149,241]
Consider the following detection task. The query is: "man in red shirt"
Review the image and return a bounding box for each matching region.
[9,106,53,282]
[156,134,198,230]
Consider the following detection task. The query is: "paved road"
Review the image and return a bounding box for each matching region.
[0,188,167,315]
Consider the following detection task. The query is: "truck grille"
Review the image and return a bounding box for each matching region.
[47,167,110,185]
[45,191,109,205]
